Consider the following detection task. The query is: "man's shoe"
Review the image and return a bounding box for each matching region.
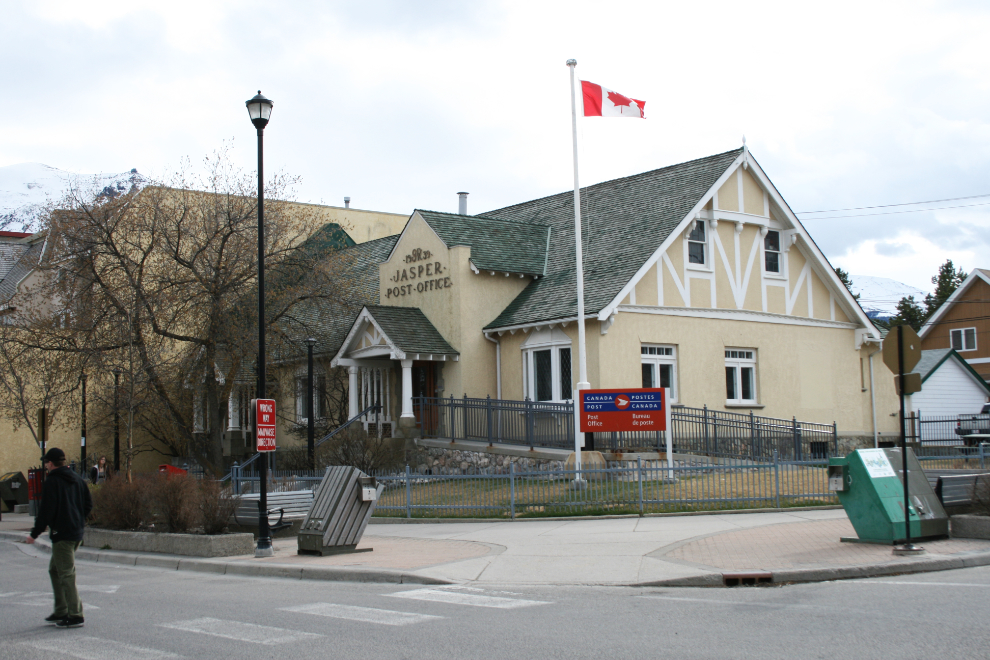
[55,616,84,628]
[44,613,66,624]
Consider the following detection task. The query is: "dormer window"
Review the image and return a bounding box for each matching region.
[764,230,781,273]
[688,220,707,265]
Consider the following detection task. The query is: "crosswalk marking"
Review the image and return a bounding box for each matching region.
[159,617,322,645]
[281,602,443,626]
[388,586,550,609]
[23,636,182,660]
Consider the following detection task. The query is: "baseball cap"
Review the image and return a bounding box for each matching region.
[42,447,66,463]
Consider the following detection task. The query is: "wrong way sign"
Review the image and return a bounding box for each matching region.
[253,398,277,452]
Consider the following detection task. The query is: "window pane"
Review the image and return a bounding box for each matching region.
[765,230,780,252]
[559,348,572,399]
[641,346,648,355]
[741,367,754,401]
[688,242,705,264]
[726,367,736,400]
[765,251,779,273]
[535,350,552,401]
[659,364,672,389]
[951,330,963,351]
[688,220,706,241]
[642,363,654,388]
[965,328,976,350]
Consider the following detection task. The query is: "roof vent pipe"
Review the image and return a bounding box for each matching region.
[343,197,351,209]
[458,192,469,215]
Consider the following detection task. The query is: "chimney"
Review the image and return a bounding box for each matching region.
[457,192,469,215]
[343,197,351,209]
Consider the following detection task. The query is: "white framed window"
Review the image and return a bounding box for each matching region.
[725,348,757,404]
[687,219,708,266]
[764,230,782,274]
[950,327,977,352]
[295,374,326,422]
[641,344,677,402]
[521,328,573,402]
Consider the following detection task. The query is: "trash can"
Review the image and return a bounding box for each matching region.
[0,472,28,511]
[297,466,384,556]
[829,447,948,544]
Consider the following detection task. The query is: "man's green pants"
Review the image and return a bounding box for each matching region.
[49,540,83,618]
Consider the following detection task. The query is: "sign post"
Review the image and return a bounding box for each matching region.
[578,388,671,478]
[252,398,276,556]
[881,324,924,556]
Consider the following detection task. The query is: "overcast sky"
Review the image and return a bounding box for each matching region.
[3,0,989,293]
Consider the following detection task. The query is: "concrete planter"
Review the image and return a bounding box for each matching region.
[950,514,990,540]
[84,528,255,557]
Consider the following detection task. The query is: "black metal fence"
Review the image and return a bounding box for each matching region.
[412,396,838,459]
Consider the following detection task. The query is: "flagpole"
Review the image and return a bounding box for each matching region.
[567,58,588,489]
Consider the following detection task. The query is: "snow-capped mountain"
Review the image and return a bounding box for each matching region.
[0,163,144,231]
[849,274,927,319]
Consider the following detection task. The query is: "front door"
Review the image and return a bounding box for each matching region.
[412,362,438,433]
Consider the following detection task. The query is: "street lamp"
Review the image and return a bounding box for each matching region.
[246,90,274,558]
[307,337,316,468]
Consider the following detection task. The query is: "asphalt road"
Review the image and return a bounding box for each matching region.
[1,539,988,660]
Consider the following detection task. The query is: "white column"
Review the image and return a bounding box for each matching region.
[227,390,239,431]
[348,366,359,419]
[401,359,414,420]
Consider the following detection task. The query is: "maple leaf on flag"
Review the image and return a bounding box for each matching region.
[607,90,633,109]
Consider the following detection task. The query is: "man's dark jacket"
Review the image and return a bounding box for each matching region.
[30,467,93,542]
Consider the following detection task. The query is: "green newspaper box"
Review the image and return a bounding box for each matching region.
[828,447,948,544]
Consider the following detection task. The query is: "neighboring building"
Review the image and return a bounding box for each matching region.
[919,269,990,384]
[905,348,990,419]
[322,147,899,447]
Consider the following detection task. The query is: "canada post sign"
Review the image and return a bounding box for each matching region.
[253,398,277,452]
[580,388,666,433]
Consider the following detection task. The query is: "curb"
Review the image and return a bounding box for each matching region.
[634,549,990,587]
[0,531,450,586]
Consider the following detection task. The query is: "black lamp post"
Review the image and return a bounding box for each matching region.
[80,374,87,474]
[307,337,316,468]
[113,369,121,473]
[246,90,274,558]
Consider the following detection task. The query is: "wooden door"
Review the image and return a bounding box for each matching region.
[412,362,438,434]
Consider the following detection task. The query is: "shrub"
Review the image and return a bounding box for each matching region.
[198,480,241,535]
[316,425,403,474]
[90,477,146,530]
[145,474,198,533]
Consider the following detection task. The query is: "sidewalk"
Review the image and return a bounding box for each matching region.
[4,509,990,587]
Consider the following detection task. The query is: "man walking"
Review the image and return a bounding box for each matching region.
[26,447,93,628]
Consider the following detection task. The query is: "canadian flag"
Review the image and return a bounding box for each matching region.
[581,81,645,118]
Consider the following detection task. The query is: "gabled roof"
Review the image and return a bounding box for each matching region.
[406,210,551,276]
[331,304,458,366]
[909,348,990,394]
[0,237,44,306]
[480,149,743,329]
[919,268,990,339]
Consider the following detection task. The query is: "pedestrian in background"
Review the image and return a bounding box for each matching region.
[89,455,110,484]
[26,447,93,628]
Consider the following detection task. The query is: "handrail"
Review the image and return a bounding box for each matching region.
[223,402,383,481]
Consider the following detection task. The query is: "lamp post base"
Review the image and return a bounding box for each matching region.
[255,539,274,558]
[569,478,587,491]
[892,543,925,556]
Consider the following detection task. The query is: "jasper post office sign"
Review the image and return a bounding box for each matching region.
[385,248,452,299]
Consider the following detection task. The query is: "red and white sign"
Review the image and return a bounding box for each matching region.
[581,81,646,118]
[580,388,665,433]
[253,398,277,452]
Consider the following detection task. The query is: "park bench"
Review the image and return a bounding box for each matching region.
[928,474,990,508]
[232,490,314,533]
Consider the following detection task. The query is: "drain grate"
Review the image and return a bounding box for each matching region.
[722,572,773,587]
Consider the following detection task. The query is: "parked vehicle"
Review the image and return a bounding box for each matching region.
[956,404,990,437]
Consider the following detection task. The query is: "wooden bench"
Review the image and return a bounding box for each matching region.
[232,490,314,533]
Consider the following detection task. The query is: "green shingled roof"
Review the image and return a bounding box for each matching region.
[415,210,550,276]
[365,305,457,356]
[480,149,743,329]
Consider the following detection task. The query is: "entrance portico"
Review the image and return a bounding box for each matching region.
[332,305,458,434]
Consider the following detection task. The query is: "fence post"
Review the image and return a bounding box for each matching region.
[638,456,644,514]
[774,450,780,509]
[449,394,455,442]
[832,422,838,456]
[462,394,469,441]
[981,442,986,471]
[405,464,412,519]
[792,417,800,461]
[232,462,240,495]
[703,404,710,454]
[525,397,534,448]
[749,411,756,460]
[510,462,516,519]
[486,395,493,446]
